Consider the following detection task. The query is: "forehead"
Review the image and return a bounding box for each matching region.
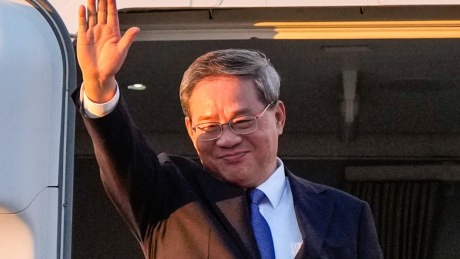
[189,75,262,119]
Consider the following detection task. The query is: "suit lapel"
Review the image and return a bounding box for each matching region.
[287,170,334,259]
[195,169,260,259]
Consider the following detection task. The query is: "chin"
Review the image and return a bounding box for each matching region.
[213,167,252,187]
[203,159,260,187]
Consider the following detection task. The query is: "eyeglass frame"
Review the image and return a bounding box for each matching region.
[191,101,277,141]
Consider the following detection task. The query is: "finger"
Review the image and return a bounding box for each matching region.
[78,5,88,33]
[87,0,97,27]
[97,0,107,24]
[118,27,140,54]
[107,0,119,27]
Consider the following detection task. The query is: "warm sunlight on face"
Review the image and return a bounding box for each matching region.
[185,75,286,188]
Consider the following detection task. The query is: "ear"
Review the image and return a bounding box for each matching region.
[185,116,195,140]
[185,116,203,157]
[274,101,286,135]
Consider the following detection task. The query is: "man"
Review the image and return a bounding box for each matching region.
[76,0,383,258]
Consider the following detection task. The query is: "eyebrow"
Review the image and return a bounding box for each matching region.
[195,107,255,123]
[197,114,213,122]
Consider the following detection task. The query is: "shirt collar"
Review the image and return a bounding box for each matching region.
[256,157,286,209]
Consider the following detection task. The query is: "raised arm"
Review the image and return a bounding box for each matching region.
[77,0,139,103]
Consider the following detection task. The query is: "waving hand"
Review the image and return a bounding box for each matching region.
[77,0,139,103]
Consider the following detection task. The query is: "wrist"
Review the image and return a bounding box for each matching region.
[83,76,117,103]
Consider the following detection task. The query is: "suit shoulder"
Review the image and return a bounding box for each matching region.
[157,153,204,178]
[289,173,367,209]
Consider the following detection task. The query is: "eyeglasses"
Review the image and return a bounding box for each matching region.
[192,101,275,141]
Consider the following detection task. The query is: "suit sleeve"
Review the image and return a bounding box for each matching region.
[75,90,170,243]
[358,202,384,259]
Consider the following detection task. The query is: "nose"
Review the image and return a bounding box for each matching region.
[215,124,242,148]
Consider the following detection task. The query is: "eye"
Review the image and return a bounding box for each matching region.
[231,116,255,129]
[196,123,220,132]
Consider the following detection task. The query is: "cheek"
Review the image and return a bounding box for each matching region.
[255,130,279,156]
[195,141,212,158]
[249,132,274,153]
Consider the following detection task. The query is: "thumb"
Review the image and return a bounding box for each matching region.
[118,27,140,53]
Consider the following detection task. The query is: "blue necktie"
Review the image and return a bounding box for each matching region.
[249,188,275,259]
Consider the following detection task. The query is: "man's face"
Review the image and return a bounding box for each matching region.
[185,75,286,188]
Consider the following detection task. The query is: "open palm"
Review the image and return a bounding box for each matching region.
[77,0,139,102]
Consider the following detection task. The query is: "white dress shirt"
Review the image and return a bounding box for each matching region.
[81,85,304,258]
[256,158,303,259]
[80,84,120,118]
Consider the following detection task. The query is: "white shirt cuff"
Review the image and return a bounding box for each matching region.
[80,83,120,118]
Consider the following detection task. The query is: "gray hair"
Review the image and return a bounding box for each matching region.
[179,49,280,117]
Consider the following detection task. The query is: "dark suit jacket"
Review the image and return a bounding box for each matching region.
[78,96,383,259]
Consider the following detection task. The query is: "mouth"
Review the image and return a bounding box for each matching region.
[218,151,249,162]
